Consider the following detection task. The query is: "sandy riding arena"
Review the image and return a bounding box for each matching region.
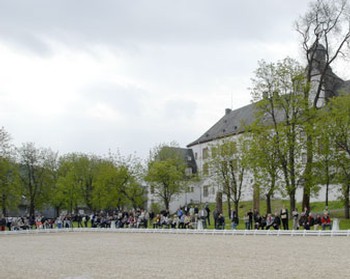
[1,231,349,279]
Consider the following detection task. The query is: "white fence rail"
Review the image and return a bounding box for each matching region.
[1,228,350,237]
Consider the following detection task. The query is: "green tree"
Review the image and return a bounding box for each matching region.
[318,94,350,218]
[250,58,306,212]
[145,143,188,211]
[313,120,337,206]
[0,127,20,216]
[17,142,58,217]
[54,153,98,213]
[295,0,350,209]
[93,153,146,211]
[209,138,249,217]
[246,124,281,214]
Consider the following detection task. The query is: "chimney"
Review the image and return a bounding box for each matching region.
[225,108,232,115]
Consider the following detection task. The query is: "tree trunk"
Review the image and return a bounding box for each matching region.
[55,206,60,218]
[216,191,223,214]
[2,194,7,216]
[325,183,329,207]
[253,184,260,214]
[234,201,239,217]
[302,191,310,212]
[302,124,313,211]
[266,193,272,214]
[289,190,296,214]
[165,199,170,211]
[344,184,350,219]
[226,186,232,219]
[227,201,231,220]
[29,201,35,218]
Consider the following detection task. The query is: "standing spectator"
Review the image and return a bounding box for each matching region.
[84,215,90,227]
[189,205,195,216]
[213,207,219,229]
[56,216,63,229]
[280,205,289,230]
[199,207,208,229]
[176,207,183,220]
[183,205,189,215]
[230,210,238,230]
[243,212,250,230]
[6,216,13,231]
[292,208,299,230]
[194,205,199,215]
[247,209,253,230]
[205,203,211,226]
[77,214,83,228]
[0,215,6,231]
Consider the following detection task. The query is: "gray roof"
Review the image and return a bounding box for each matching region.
[160,146,198,174]
[187,103,257,147]
[187,47,350,148]
[187,79,350,148]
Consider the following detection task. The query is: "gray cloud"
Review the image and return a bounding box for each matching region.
[0,0,311,54]
[0,0,316,158]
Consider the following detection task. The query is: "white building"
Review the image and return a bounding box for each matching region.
[147,45,349,213]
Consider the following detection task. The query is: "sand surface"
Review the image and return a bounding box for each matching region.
[1,232,349,279]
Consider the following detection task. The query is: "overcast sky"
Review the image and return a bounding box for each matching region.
[0,0,321,159]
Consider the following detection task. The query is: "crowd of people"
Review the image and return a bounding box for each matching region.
[0,204,334,231]
[0,209,150,231]
[240,206,333,231]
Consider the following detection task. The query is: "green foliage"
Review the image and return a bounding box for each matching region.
[249,57,308,211]
[17,142,58,216]
[146,143,188,210]
[0,127,21,215]
[209,138,249,216]
[93,153,146,210]
[53,152,146,214]
[316,94,350,218]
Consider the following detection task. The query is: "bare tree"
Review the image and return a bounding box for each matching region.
[295,0,350,209]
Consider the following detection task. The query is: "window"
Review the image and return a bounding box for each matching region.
[203,147,209,159]
[185,186,194,193]
[203,185,209,197]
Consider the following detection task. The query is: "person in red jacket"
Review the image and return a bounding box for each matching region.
[321,213,332,230]
[0,215,6,231]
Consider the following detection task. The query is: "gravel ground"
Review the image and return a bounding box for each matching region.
[1,232,349,279]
